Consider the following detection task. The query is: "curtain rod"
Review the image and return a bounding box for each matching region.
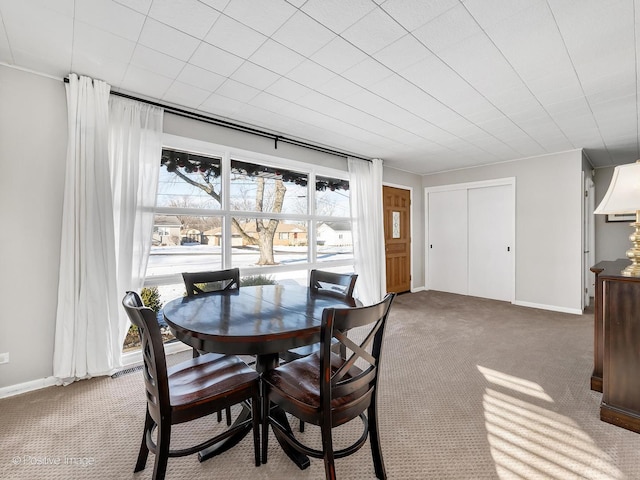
[63,77,372,162]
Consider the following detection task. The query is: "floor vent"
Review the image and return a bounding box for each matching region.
[111,365,143,378]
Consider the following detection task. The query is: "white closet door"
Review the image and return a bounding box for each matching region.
[428,189,468,295]
[468,185,513,301]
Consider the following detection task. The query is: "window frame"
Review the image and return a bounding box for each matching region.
[144,134,353,288]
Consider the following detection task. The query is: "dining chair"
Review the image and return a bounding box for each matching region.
[122,291,260,480]
[262,293,396,480]
[182,267,240,297]
[281,270,358,363]
[183,268,246,425]
[182,268,240,359]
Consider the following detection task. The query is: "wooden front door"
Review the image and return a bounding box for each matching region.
[383,186,411,293]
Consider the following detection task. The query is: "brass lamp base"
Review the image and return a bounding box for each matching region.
[623,219,640,277]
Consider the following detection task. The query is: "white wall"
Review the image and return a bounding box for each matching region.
[0,65,67,388]
[594,166,632,262]
[422,150,584,314]
[0,67,424,389]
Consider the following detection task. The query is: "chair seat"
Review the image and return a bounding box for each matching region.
[168,353,259,409]
[263,353,363,414]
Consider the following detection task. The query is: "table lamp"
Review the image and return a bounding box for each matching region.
[594,160,640,276]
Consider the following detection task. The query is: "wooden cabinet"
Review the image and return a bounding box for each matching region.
[593,260,640,433]
[590,259,629,392]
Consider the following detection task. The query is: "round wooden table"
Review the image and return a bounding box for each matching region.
[163,284,356,468]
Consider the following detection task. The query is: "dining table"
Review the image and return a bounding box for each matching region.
[162,283,357,470]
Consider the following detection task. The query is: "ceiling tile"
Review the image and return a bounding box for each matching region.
[199,92,244,117]
[310,37,368,74]
[114,0,152,15]
[215,78,260,103]
[138,18,200,61]
[464,0,543,29]
[412,4,482,53]
[71,21,135,86]
[287,60,336,89]
[177,64,226,91]
[121,64,173,98]
[204,14,267,58]
[316,76,362,101]
[249,39,305,75]
[223,0,296,36]
[249,91,297,113]
[399,54,502,123]
[199,0,230,11]
[1,1,73,76]
[272,10,334,57]
[130,44,185,78]
[162,80,211,108]
[148,0,220,38]
[341,8,406,55]
[75,0,145,42]
[438,34,525,103]
[301,0,376,34]
[342,57,394,88]
[264,77,311,101]
[230,62,280,90]
[380,0,458,31]
[189,42,244,76]
[373,34,431,72]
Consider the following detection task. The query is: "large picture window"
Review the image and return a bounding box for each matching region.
[144,138,353,306]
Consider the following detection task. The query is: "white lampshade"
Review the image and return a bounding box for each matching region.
[594,161,640,214]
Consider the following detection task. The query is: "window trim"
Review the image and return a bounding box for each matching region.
[146,134,353,288]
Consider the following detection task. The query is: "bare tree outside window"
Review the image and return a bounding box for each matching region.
[160,149,349,266]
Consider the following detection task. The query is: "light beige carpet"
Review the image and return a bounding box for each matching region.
[2,290,640,480]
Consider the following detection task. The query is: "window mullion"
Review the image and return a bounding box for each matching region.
[222,151,232,268]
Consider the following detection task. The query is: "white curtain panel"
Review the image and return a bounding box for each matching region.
[109,96,163,346]
[54,74,119,384]
[348,158,387,305]
[54,77,164,385]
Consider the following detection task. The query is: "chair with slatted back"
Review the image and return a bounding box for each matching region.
[183,268,240,359]
[183,268,244,425]
[182,268,240,297]
[122,291,260,480]
[281,270,358,363]
[262,293,396,480]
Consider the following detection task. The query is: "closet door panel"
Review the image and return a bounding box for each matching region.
[468,185,513,301]
[428,189,468,295]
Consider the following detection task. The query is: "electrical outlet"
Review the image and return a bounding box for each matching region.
[0,352,9,364]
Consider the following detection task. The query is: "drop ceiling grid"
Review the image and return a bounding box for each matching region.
[3,0,640,172]
[550,0,639,164]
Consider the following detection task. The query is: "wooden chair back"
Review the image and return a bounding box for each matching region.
[310,269,358,301]
[319,293,395,426]
[183,268,240,296]
[122,291,170,425]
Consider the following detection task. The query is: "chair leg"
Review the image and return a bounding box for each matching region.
[152,423,171,480]
[192,347,200,358]
[299,420,305,432]
[226,406,232,426]
[261,383,270,464]
[321,423,336,480]
[368,402,387,480]
[134,408,153,472]
[251,395,261,467]
[217,410,222,422]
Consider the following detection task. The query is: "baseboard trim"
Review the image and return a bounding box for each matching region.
[0,343,190,400]
[513,300,583,315]
[0,376,57,399]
